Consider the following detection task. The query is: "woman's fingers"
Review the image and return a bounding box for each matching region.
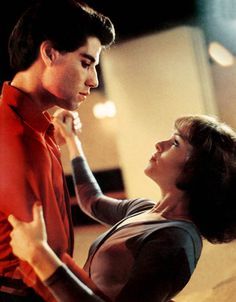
[8,214,20,228]
[33,202,43,224]
[54,109,82,135]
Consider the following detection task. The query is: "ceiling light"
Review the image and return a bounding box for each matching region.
[208,41,234,67]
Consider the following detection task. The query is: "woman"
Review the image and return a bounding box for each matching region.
[8,111,236,302]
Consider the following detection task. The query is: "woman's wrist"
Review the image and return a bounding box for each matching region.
[28,241,49,266]
[29,242,62,281]
[65,135,84,160]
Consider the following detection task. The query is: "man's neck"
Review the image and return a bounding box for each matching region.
[11,73,54,112]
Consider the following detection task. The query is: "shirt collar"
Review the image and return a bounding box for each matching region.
[1,81,54,134]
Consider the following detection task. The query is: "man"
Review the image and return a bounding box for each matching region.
[0,0,115,300]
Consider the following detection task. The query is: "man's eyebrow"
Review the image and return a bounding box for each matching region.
[81,53,96,63]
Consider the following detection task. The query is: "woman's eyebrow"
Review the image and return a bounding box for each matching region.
[174,132,187,141]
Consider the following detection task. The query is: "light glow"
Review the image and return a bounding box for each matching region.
[93,101,117,119]
[208,41,234,67]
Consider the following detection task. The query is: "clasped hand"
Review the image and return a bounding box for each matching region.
[53,109,82,145]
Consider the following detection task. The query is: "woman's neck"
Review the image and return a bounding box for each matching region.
[150,190,191,222]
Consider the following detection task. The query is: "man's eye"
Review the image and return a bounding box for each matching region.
[81,61,90,68]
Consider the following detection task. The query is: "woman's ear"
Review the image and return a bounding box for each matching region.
[40,40,58,66]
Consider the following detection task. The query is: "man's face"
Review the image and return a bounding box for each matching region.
[42,37,102,111]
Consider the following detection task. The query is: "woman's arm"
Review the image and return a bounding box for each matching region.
[53,110,134,226]
[53,110,107,219]
[8,203,106,302]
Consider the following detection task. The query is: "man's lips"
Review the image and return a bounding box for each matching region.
[77,92,89,101]
[79,92,89,97]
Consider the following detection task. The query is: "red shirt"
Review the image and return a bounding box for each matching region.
[0,82,74,301]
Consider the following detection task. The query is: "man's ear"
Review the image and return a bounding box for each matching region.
[40,40,59,66]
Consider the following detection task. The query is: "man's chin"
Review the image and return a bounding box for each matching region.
[64,101,81,111]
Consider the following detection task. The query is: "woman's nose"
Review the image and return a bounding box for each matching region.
[155,142,162,152]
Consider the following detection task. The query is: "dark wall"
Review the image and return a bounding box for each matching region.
[0,1,34,87]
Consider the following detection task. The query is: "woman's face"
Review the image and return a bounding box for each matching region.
[144,130,192,193]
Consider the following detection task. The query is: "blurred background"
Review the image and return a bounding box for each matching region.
[1,1,236,301]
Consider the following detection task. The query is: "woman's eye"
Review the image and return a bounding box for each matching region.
[173,139,179,147]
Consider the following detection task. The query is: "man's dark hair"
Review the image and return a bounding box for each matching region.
[8,0,115,72]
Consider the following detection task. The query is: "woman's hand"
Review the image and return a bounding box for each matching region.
[53,109,84,159]
[8,203,64,281]
[53,109,82,145]
[8,203,47,264]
